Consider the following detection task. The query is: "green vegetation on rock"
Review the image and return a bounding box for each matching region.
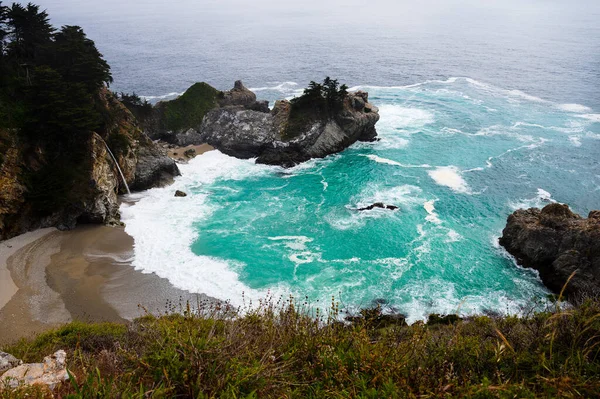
[160,82,220,132]
[284,77,349,140]
[2,297,599,398]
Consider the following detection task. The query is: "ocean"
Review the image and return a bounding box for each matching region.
[40,0,600,321]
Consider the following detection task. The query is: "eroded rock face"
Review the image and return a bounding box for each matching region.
[200,85,380,167]
[1,350,68,390]
[0,89,180,240]
[499,203,600,297]
[200,107,279,159]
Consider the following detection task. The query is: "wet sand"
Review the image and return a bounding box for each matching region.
[167,143,214,162]
[0,225,214,345]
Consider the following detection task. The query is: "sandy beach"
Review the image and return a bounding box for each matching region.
[0,225,213,344]
[166,143,214,162]
[0,148,216,345]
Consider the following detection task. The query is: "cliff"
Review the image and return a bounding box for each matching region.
[0,89,179,240]
[499,203,600,298]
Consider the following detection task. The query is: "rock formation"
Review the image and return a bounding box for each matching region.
[199,83,379,167]
[0,352,21,374]
[1,350,68,390]
[133,80,380,167]
[0,89,179,240]
[357,203,399,211]
[499,203,600,298]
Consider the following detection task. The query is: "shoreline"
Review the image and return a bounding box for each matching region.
[0,148,217,345]
[0,225,215,345]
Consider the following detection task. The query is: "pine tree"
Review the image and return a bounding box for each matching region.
[51,25,112,91]
[5,2,53,63]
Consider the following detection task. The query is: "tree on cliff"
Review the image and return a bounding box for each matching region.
[0,3,111,141]
[4,2,53,63]
[0,2,113,215]
[284,77,350,139]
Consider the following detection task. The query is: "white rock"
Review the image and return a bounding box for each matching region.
[0,352,22,373]
[1,350,68,390]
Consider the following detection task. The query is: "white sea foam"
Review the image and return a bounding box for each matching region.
[569,136,582,147]
[377,104,435,130]
[249,81,299,93]
[141,92,184,102]
[557,103,592,113]
[121,151,281,306]
[355,184,423,209]
[428,166,471,194]
[268,236,313,251]
[509,188,555,210]
[364,155,403,166]
[445,230,462,243]
[577,113,600,123]
[363,154,430,168]
[423,200,442,224]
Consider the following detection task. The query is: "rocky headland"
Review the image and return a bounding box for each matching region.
[500,203,600,298]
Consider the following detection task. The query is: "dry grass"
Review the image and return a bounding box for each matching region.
[1,294,600,398]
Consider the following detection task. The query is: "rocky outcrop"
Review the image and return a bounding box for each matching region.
[137,81,260,146]
[0,352,21,374]
[1,350,68,390]
[199,85,379,167]
[499,203,600,298]
[357,203,399,211]
[0,89,179,240]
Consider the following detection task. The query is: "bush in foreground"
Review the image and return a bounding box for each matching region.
[1,296,600,398]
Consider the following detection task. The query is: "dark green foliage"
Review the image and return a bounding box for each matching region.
[3,298,600,398]
[0,3,115,218]
[160,82,219,131]
[50,25,112,90]
[428,313,462,325]
[4,2,53,62]
[284,77,349,140]
[106,130,130,157]
[22,66,100,139]
[117,91,153,121]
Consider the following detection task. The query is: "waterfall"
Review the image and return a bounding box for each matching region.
[103,140,131,195]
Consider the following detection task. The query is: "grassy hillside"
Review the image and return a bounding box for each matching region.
[160,82,220,132]
[2,296,599,398]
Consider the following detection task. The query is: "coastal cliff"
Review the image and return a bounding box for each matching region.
[499,203,600,298]
[0,89,179,240]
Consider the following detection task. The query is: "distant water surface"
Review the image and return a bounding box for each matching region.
[39,0,600,108]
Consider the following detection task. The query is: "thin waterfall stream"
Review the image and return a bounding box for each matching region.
[103,140,131,195]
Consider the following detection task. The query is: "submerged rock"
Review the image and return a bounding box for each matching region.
[1,350,68,390]
[357,203,399,211]
[499,203,600,298]
[174,190,187,197]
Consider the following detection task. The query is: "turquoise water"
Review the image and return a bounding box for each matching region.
[122,78,599,321]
